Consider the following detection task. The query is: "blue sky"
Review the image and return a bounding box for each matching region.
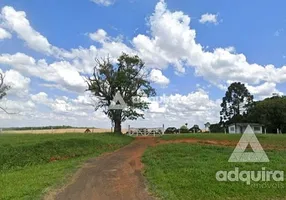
[0,0,286,128]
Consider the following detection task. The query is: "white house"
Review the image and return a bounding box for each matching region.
[228,123,264,134]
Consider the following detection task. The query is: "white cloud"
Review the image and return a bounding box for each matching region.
[0,1,286,127]
[127,89,221,128]
[61,31,134,74]
[89,29,107,42]
[246,82,283,100]
[90,0,114,6]
[30,92,50,104]
[0,93,110,127]
[164,89,218,114]
[149,69,170,86]
[0,98,35,114]
[132,1,192,73]
[30,91,97,115]
[148,101,166,113]
[1,6,52,54]
[0,6,65,56]
[0,53,86,93]
[199,13,219,24]
[0,27,12,40]
[28,92,109,125]
[1,86,220,128]
[0,5,129,63]
[2,2,286,96]
[3,69,30,97]
[131,0,286,97]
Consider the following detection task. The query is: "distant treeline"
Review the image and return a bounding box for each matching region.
[2,126,95,131]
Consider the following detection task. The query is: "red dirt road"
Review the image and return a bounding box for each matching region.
[46,137,243,200]
[45,136,282,200]
[47,137,157,200]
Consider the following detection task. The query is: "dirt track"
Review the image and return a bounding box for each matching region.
[45,137,252,200]
[46,137,239,200]
[47,137,157,200]
[44,136,283,200]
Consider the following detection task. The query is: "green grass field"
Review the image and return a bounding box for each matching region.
[143,134,286,200]
[161,133,241,141]
[162,133,286,149]
[0,133,133,200]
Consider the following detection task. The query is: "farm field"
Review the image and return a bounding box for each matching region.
[161,133,286,149]
[0,133,133,200]
[1,128,127,134]
[142,134,286,200]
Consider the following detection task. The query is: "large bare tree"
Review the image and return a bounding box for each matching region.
[86,53,156,133]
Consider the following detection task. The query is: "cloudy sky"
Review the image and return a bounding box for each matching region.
[0,0,285,129]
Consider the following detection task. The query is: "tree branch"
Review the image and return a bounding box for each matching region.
[0,106,18,114]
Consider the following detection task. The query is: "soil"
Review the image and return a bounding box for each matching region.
[157,138,237,147]
[46,137,158,200]
[45,136,279,200]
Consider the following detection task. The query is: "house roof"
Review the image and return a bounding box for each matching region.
[228,123,263,127]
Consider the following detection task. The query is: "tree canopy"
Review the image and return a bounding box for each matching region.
[247,96,286,133]
[218,82,286,133]
[220,82,253,125]
[209,123,224,133]
[180,124,189,133]
[189,124,201,133]
[86,53,156,133]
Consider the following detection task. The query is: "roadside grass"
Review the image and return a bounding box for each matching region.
[142,143,286,200]
[161,133,241,141]
[0,133,133,200]
[161,133,286,148]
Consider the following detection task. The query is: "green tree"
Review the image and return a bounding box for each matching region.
[189,124,201,133]
[180,125,189,133]
[0,73,10,113]
[209,123,224,133]
[86,53,156,133]
[220,82,253,125]
[247,96,286,133]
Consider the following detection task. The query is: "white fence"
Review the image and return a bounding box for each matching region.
[127,125,165,137]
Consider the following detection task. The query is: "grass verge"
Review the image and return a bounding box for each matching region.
[142,143,286,200]
[0,133,133,200]
[161,133,286,148]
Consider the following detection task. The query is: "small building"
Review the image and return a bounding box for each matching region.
[228,123,264,134]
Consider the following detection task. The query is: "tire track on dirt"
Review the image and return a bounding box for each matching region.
[47,137,157,200]
[46,136,278,200]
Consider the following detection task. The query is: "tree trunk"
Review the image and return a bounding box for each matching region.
[114,120,122,133]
